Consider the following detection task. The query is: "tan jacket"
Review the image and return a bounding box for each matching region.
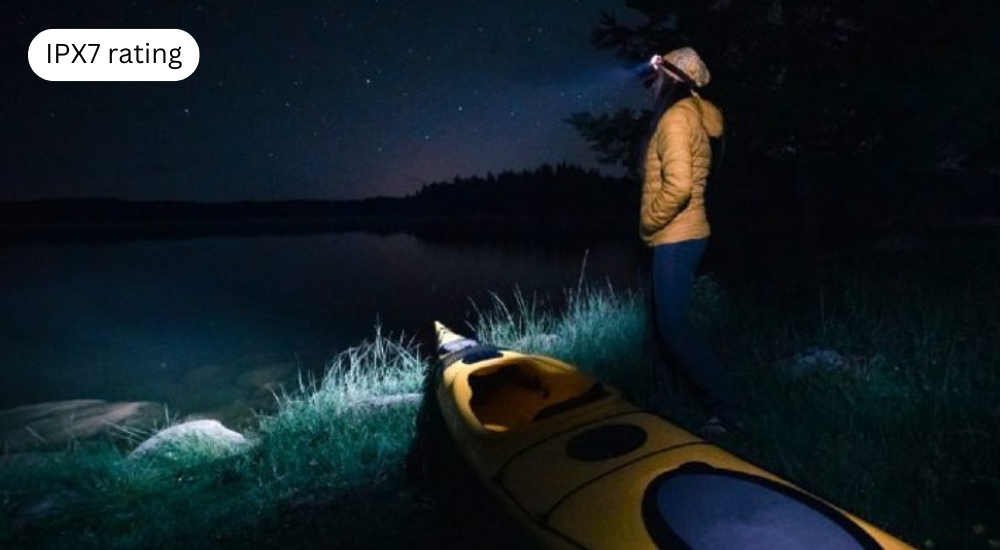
[640,96,724,246]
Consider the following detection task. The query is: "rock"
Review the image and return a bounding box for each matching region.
[0,400,165,452]
[129,419,249,462]
[183,398,265,430]
[781,347,853,378]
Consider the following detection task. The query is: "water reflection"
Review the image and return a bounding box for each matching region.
[0,232,641,423]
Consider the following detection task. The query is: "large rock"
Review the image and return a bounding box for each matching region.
[183,399,256,427]
[129,419,249,462]
[0,400,164,452]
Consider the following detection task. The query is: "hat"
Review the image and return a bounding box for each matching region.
[661,47,711,88]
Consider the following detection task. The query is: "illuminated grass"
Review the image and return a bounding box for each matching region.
[473,282,656,402]
[0,329,427,550]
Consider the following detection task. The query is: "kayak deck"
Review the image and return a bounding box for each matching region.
[433,322,917,550]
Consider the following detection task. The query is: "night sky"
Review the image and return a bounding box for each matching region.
[5,1,647,201]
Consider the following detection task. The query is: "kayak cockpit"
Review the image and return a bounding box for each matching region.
[467,359,607,432]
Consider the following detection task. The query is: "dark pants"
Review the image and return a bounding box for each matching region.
[651,239,739,423]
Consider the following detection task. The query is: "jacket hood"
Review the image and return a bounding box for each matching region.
[695,98,724,138]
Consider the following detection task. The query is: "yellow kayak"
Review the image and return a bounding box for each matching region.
[433,321,916,550]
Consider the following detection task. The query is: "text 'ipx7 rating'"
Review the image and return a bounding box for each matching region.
[29,29,199,81]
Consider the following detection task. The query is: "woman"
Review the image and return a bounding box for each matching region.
[640,47,740,434]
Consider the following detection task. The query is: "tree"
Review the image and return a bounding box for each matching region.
[565,108,648,181]
[570,0,1000,244]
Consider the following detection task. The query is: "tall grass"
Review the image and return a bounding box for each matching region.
[473,283,659,404]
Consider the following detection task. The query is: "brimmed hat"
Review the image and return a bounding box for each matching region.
[661,47,711,88]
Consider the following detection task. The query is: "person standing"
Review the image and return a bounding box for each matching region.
[640,47,740,434]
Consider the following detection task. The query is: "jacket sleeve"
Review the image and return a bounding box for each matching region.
[641,110,693,235]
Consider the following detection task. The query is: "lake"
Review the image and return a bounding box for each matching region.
[0,230,643,422]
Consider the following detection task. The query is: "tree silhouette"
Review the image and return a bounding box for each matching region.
[570,0,1000,246]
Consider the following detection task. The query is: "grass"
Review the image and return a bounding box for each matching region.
[1,238,998,549]
[1,328,428,549]
[715,237,1000,550]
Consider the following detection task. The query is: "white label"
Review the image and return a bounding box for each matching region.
[28,29,200,82]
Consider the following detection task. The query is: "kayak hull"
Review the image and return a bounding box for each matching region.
[433,322,916,550]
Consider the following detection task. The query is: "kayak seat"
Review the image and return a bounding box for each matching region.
[468,362,594,432]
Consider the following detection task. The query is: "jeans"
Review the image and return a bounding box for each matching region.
[651,239,739,423]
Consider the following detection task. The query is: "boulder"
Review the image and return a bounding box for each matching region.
[129,419,249,462]
[183,398,265,430]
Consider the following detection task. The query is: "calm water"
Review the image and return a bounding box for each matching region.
[0,231,641,418]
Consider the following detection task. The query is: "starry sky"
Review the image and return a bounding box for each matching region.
[5,1,647,201]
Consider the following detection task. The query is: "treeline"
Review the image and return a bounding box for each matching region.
[406,163,635,221]
[0,164,637,243]
[0,163,633,224]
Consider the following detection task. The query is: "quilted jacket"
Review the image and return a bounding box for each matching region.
[640,96,724,246]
